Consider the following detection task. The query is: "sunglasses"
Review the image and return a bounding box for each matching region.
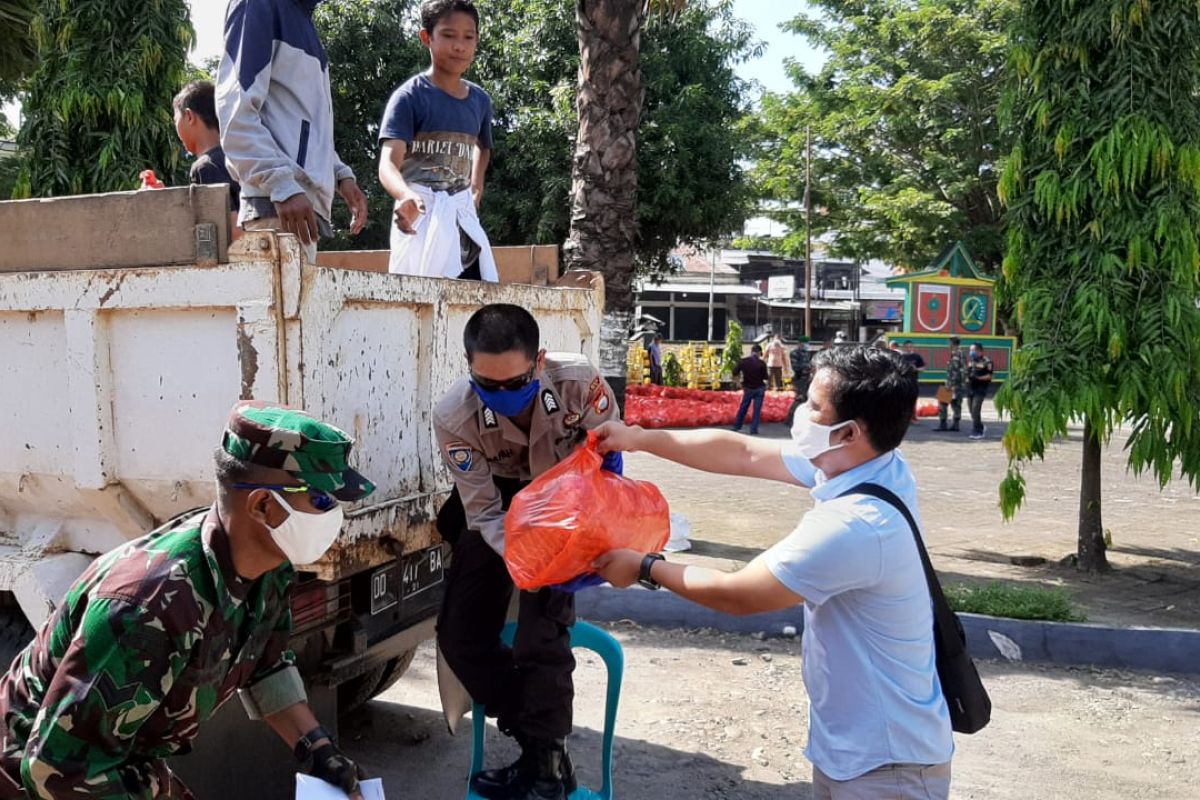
[470,365,536,393]
[233,483,340,512]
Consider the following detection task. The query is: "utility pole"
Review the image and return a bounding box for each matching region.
[707,246,716,341]
[804,126,813,338]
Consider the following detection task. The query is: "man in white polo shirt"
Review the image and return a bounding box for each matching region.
[591,345,954,798]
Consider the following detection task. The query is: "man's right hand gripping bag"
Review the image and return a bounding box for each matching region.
[504,431,670,590]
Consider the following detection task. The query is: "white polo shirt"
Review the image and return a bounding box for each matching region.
[761,448,954,780]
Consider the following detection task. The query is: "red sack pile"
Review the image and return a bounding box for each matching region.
[503,432,670,590]
[624,385,794,429]
[917,401,940,418]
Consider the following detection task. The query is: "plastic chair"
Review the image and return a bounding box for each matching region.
[466,620,624,800]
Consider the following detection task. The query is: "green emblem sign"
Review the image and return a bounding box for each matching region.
[959,291,988,333]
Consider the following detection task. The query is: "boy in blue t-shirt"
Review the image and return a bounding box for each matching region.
[379,0,497,280]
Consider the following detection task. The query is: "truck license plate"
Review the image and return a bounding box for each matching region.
[402,545,445,601]
[370,546,446,615]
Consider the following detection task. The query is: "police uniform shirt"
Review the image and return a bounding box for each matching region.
[432,353,621,555]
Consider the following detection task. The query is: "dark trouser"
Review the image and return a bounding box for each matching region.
[968,386,988,434]
[768,366,784,390]
[938,394,963,429]
[733,386,766,433]
[650,365,663,385]
[436,484,575,741]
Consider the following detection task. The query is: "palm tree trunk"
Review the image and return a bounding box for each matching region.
[566,0,643,402]
[1077,416,1110,572]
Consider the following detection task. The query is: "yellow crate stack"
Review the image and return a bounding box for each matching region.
[627,342,651,385]
[678,342,722,390]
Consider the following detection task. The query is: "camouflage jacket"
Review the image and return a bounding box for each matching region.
[0,508,298,799]
[945,348,967,391]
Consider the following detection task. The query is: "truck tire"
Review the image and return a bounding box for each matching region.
[371,646,418,698]
[337,647,419,715]
[0,609,35,668]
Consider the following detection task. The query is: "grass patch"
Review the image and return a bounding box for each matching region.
[944,582,1085,623]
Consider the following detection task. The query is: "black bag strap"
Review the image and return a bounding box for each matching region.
[839,482,966,658]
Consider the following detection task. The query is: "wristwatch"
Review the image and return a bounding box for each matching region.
[293,725,333,764]
[638,553,665,590]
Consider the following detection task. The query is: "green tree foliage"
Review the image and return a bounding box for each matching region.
[997,0,1200,571]
[15,0,193,196]
[748,0,1013,270]
[662,351,683,387]
[316,0,755,260]
[316,0,425,250]
[0,0,37,94]
[721,319,743,378]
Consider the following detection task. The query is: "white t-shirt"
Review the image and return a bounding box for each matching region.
[761,448,954,780]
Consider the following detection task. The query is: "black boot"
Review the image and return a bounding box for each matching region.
[470,746,532,799]
[471,738,575,800]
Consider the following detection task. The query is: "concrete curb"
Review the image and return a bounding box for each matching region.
[575,586,1200,675]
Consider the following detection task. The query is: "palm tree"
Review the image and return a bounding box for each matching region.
[565,0,686,398]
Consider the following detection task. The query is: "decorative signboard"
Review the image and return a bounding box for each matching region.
[884,241,1017,382]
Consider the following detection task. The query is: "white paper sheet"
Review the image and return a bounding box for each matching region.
[295,774,385,800]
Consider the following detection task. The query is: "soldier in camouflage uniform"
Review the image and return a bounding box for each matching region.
[0,402,375,799]
[936,335,967,432]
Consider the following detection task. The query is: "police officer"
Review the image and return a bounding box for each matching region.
[0,402,373,799]
[434,304,621,800]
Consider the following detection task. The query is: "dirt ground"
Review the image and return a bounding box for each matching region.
[344,627,1200,799]
[640,397,1200,630]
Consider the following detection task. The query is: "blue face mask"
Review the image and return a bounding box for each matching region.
[471,378,541,417]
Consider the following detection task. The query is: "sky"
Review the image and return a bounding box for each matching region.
[184,0,824,93]
[5,1,826,135]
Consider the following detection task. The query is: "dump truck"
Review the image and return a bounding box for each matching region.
[0,185,603,796]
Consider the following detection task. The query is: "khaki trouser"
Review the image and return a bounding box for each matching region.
[813,762,952,800]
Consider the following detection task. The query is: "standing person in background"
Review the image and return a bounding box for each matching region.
[731,344,769,435]
[766,334,787,390]
[173,80,241,240]
[786,337,812,426]
[901,341,927,424]
[649,334,664,385]
[966,343,994,440]
[379,0,497,280]
[217,0,369,263]
[936,336,967,432]
[901,341,926,375]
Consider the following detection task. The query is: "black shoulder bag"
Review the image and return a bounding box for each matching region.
[841,482,992,734]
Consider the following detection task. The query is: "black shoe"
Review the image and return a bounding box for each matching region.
[470,753,530,799]
[471,738,574,800]
[950,425,961,431]
[934,425,949,431]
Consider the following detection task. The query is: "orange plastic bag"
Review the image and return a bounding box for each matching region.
[504,431,671,590]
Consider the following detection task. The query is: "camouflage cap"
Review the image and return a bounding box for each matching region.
[221,401,375,501]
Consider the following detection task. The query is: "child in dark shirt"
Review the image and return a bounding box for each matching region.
[173,80,241,240]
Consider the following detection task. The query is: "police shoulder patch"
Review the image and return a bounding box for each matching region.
[541,389,560,415]
[482,407,499,429]
[593,392,610,414]
[445,443,473,472]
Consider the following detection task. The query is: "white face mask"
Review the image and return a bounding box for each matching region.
[790,406,855,460]
[266,490,344,565]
